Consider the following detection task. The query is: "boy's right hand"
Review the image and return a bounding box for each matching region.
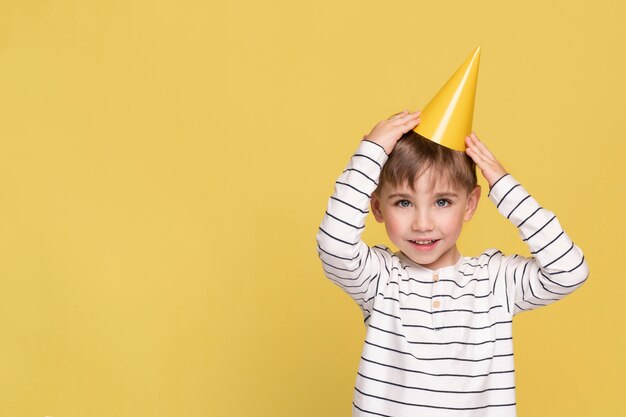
[363,110,421,154]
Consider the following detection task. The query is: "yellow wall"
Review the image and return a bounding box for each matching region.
[1,1,624,416]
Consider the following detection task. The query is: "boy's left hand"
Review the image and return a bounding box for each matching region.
[465,133,508,188]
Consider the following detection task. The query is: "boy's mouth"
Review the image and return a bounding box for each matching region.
[409,239,439,246]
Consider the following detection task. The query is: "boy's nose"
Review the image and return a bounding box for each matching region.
[411,210,434,232]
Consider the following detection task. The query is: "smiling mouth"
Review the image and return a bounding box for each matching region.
[410,239,439,246]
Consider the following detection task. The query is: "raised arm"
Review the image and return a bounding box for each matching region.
[466,133,589,314]
[316,110,420,314]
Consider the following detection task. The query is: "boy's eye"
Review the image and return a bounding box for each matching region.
[396,199,411,208]
[436,199,451,207]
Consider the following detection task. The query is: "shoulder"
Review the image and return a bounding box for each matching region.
[458,249,505,276]
[370,245,412,277]
[460,248,535,281]
[370,244,395,264]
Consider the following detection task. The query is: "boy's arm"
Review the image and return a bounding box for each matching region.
[316,110,420,315]
[466,134,589,314]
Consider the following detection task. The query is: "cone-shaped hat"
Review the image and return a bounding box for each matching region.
[414,47,481,151]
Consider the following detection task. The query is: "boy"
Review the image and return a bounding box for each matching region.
[316,110,588,416]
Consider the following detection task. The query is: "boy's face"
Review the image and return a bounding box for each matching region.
[371,169,480,270]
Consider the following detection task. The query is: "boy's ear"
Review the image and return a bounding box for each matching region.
[463,185,481,222]
[371,193,385,223]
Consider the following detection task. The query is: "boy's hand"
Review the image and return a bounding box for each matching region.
[363,110,421,154]
[465,133,508,188]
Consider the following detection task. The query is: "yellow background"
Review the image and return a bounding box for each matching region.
[1,1,624,416]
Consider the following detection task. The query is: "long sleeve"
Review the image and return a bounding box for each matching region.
[486,174,589,315]
[316,140,390,316]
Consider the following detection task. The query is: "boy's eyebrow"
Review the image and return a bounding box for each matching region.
[387,192,413,199]
[387,191,461,199]
[434,191,460,198]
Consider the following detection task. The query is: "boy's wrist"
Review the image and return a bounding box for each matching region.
[488,173,511,193]
[356,139,390,171]
[487,173,515,199]
[361,137,390,156]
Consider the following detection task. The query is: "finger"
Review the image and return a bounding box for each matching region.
[468,148,502,179]
[465,136,484,157]
[467,136,495,164]
[398,116,421,130]
[467,133,485,151]
[400,119,421,132]
[469,133,494,157]
[465,146,485,165]
[388,110,409,119]
[393,111,421,125]
[466,146,492,171]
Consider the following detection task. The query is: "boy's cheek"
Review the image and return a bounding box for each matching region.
[385,218,405,237]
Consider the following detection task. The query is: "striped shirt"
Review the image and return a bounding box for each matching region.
[316,140,589,417]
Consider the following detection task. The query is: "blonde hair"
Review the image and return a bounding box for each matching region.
[375,131,477,195]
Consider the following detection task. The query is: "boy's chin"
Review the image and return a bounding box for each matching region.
[399,245,460,270]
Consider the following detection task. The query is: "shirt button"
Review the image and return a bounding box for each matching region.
[433,300,441,308]
[433,273,439,282]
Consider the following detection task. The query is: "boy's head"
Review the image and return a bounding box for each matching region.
[371,131,481,270]
[376,131,478,196]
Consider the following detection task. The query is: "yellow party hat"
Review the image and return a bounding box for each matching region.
[414,47,481,151]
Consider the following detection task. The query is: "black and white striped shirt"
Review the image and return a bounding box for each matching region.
[316,140,589,417]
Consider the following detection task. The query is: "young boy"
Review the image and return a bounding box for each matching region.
[316,110,588,416]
